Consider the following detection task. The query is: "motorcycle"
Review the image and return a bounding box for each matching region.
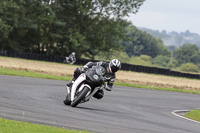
[63,66,106,107]
[63,56,76,64]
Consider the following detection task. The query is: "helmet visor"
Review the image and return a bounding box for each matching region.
[111,65,119,72]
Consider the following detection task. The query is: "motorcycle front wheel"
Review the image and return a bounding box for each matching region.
[63,94,71,105]
[71,86,90,107]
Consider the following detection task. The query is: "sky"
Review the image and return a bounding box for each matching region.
[127,0,200,35]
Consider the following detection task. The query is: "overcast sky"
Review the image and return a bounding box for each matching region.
[127,0,200,35]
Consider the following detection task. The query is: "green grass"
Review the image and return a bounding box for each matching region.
[0,68,72,81]
[115,82,200,94]
[0,117,90,133]
[184,110,200,122]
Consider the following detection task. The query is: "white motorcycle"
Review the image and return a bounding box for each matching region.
[63,66,106,107]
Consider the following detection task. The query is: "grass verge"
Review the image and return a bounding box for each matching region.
[0,117,90,133]
[0,68,72,81]
[115,82,200,94]
[184,110,200,122]
[0,68,200,94]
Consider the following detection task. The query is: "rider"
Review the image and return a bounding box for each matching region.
[66,52,76,64]
[66,59,121,99]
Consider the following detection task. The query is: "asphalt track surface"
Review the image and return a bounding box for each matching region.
[0,75,200,133]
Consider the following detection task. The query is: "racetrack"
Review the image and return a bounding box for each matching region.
[0,75,200,133]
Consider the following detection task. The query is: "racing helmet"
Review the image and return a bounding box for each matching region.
[109,59,121,73]
[72,52,75,56]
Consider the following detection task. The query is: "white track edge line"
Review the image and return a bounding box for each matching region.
[171,110,200,124]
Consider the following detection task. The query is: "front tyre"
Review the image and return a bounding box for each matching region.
[63,94,71,105]
[71,86,90,107]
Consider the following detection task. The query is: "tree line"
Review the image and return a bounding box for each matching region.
[98,26,200,73]
[1,0,200,73]
[0,0,145,59]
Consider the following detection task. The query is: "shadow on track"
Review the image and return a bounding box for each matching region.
[76,106,108,112]
[76,106,126,114]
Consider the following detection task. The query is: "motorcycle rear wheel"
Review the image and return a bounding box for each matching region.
[71,86,90,107]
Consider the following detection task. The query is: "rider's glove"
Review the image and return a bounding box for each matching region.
[105,84,112,91]
[79,67,87,73]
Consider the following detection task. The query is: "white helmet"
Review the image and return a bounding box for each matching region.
[109,59,121,73]
[72,52,75,55]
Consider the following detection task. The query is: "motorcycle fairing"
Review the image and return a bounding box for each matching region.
[70,73,92,102]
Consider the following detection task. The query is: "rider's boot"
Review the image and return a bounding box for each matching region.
[64,81,74,106]
[66,81,74,94]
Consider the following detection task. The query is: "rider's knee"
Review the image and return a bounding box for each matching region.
[73,67,81,79]
[93,91,104,99]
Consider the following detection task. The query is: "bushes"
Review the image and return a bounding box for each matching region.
[180,63,199,73]
[129,55,153,66]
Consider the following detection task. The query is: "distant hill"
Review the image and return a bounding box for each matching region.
[138,27,200,48]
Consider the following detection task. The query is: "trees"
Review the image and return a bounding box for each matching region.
[0,0,20,50]
[0,0,145,58]
[174,44,200,65]
[172,44,200,72]
[153,55,170,68]
[52,0,145,58]
[152,55,178,68]
[0,0,57,53]
[122,26,171,58]
[0,19,12,45]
